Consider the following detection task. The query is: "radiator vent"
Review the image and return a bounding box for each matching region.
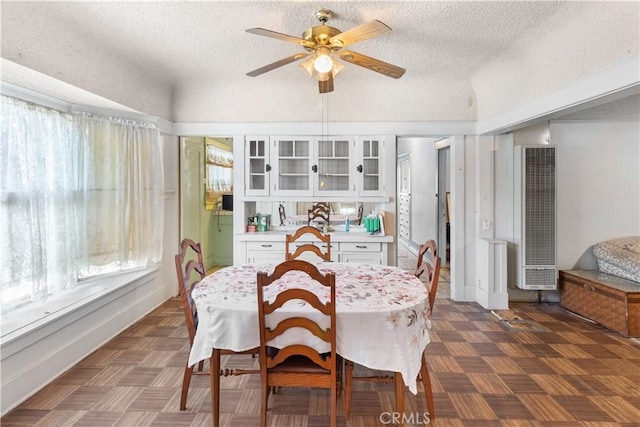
[515,146,557,290]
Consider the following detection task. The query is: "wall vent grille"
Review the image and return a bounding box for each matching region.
[515,146,557,290]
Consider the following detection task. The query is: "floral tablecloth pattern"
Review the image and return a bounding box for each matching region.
[188,262,430,394]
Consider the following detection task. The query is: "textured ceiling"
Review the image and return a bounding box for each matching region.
[1,1,638,123]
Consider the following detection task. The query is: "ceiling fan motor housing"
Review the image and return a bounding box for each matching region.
[302,26,342,51]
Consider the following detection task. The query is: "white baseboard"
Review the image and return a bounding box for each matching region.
[0,270,168,415]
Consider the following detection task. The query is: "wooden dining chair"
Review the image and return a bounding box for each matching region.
[413,239,441,420]
[175,238,206,411]
[257,259,339,427]
[307,202,330,227]
[175,238,258,426]
[356,203,364,225]
[285,225,331,262]
[344,240,441,425]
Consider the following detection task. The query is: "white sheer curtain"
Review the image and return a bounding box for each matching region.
[75,113,164,277]
[1,95,164,310]
[1,96,80,304]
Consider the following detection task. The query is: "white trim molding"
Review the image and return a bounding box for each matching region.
[477,53,640,135]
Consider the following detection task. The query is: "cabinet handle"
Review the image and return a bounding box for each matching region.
[265,164,271,172]
[583,284,595,292]
[312,164,318,173]
[356,245,367,249]
[356,164,363,173]
[261,244,273,248]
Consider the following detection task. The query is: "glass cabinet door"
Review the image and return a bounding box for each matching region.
[358,137,384,196]
[272,136,312,195]
[245,136,270,196]
[314,136,353,195]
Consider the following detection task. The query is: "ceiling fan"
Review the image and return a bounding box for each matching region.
[245,9,406,93]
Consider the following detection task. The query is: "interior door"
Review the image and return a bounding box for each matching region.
[181,139,203,245]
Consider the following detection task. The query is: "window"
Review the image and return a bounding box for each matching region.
[0,95,164,314]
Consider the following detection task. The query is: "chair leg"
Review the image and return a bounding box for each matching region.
[337,356,343,397]
[260,381,269,427]
[394,372,405,427]
[330,381,337,427]
[344,359,354,419]
[210,348,221,427]
[197,359,205,372]
[180,364,194,410]
[418,355,435,420]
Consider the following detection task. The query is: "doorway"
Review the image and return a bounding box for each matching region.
[179,136,234,270]
[437,146,451,266]
[395,137,439,255]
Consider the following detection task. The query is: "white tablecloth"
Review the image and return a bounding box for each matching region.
[188,262,431,394]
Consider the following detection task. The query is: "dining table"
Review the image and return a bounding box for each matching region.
[188,261,432,394]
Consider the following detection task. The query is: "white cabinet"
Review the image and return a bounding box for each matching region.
[355,137,384,196]
[314,136,353,196]
[398,193,411,241]
[244,135,385,198]
[246,241,285,264]
[245,136,271,196]
[271,136,313,196]
[243,238,387,265]
[339,242,383,264]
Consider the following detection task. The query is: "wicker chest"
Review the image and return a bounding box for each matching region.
[559,270,640,337]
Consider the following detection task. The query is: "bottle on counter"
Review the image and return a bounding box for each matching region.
[345,217,350,232]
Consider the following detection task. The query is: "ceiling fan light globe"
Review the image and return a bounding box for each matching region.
[313,53,333,74]
[299,56,315,77]
[331,58,345,77]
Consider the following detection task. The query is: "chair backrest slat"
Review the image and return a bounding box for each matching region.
[285,226,331,262]
[414,239,441,312]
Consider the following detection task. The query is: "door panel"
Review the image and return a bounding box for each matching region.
[182,146,202,244]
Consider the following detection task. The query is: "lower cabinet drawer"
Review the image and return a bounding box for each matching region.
[246,241,285,252]
[340,252,382,264]
[288,242,339,252]
[341,242,381,252]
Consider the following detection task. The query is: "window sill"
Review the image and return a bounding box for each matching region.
[0,268,158,346]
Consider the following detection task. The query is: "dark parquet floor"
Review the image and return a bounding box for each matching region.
[2,246,639,426]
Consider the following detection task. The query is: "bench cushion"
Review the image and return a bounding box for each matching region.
[593,236,640,283]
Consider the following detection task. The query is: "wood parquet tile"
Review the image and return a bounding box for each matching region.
[3,251,640,426]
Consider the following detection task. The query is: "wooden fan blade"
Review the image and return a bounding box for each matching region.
[329,20,391,48]
[246,28,315,48]
[339,50,406,79]
[246,53,311,77]
[318,73,334,93]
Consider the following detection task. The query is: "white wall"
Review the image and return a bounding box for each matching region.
[553,120,640,269]
[462,136,478,301]
[494,133,516,290]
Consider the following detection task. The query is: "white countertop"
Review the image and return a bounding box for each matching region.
[238,230,393,243]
